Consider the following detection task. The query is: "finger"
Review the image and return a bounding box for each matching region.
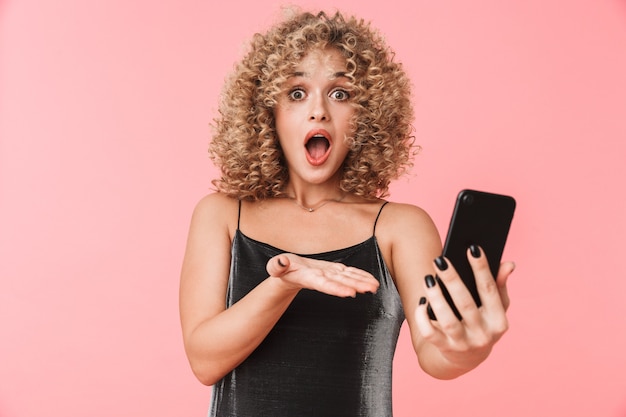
[423,273,467,337]
[281,258,378,298]
[310,270,366,298]
[467,246,505,312]
[266,254,291,277]
[303,259,379,291]
[467,246,509,331]
[332,265,379,289]
[414,296,445,344]
[495,261,515,310]
[323,266,380,294]
[431,255,480,324]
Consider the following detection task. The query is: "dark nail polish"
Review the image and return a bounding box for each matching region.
[434,256,448,271]
[425,274,436,288]
[419,296,427,305]
[469,244,481,258]
[427,304,437,320]
[277,258,285,267]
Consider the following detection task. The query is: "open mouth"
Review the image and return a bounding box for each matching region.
[306,135,330,158]
[304,130,332,165]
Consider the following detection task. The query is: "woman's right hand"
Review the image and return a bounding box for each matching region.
[266,253,379,298]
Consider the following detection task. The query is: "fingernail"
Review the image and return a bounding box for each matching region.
[425,274,436,288]
[427,304,436,320]
[434,256,448,271]
[419,296,427,305]
[469,244,481,258]
[277,258,285,267]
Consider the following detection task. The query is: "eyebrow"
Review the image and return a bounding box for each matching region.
[291,71,350,79]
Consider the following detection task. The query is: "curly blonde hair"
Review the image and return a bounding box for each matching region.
[209,9,416,200]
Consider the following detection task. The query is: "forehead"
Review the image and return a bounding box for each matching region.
[291,47,349,77]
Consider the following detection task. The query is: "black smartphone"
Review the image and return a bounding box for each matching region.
[428,189,516,320]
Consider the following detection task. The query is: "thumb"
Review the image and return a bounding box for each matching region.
[496,261,515,310]
[267,254,290,277]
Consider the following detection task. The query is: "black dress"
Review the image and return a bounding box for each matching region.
[209,202,405,417]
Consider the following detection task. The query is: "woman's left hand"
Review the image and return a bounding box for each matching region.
[415,245,515,373]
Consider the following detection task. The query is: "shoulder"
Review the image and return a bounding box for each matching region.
[378,201,439,238]
[375,201,442,276]
[189,192,240,239]
[193,192,239,213]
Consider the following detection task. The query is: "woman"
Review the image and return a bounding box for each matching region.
[180,10,514,416]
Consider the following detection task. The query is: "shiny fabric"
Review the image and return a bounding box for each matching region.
[209,203,405,417]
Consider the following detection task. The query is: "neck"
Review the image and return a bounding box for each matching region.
[288,192,346,212]
[283,183,345,212]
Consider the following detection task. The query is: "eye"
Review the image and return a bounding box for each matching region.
[330,88,350,101]
[288,88,306,101]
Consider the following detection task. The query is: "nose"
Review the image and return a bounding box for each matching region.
[309,95,329,121]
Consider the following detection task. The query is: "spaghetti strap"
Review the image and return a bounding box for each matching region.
[237,199,242,230]
[373,201,389,236]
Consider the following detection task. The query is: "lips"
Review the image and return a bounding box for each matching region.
[304,129,332,166]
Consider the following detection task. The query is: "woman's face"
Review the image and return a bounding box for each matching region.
[274,47,355,187]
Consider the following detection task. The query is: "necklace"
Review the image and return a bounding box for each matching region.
[288,193,346,212]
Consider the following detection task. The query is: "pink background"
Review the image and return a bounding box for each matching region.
[1,0,625,416]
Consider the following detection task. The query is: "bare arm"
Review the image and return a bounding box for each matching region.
[179,194,379,386]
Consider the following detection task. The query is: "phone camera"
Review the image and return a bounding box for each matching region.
[462,194,474,205]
